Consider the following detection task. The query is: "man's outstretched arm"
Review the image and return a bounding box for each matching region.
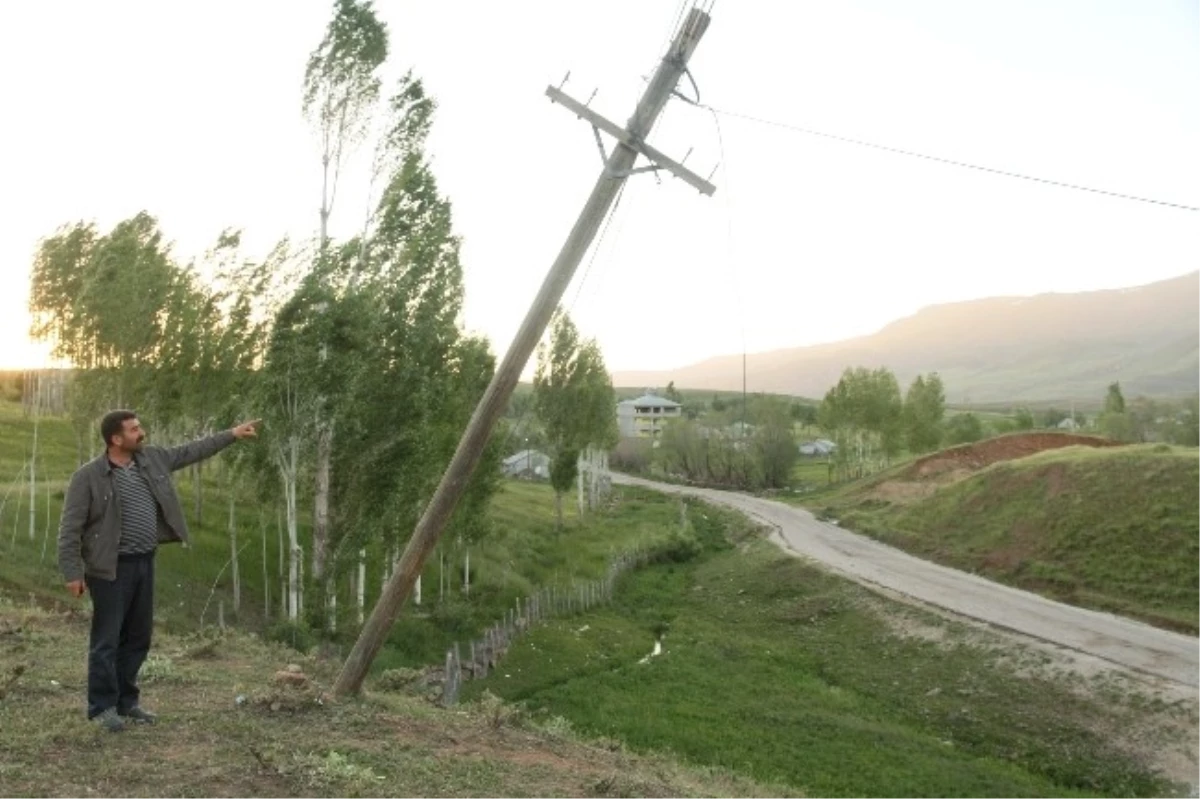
[160,420,261,472]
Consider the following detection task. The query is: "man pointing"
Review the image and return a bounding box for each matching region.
[58,410,260,732]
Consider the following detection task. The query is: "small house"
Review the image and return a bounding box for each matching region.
[502,449,551,479]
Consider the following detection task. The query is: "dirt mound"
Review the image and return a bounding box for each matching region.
[906,433,1122,480]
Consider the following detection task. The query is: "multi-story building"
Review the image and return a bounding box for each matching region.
[616,392,682,439]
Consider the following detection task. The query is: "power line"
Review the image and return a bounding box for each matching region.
[702,105,1198,212]
[705,105,750,447]
[568,179,628,313]
[662,0,689,55]
[502,178,630,453]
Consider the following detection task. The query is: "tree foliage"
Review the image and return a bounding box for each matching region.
[304,0,389,238]
[817,366,904,480]
[533,311,617,526]
[24,1,503,638]
[902,372,945,454]
[1104,382,1126,415]
[943,412,985,445]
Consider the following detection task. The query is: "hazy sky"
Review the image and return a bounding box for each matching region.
[2,0,1196,374]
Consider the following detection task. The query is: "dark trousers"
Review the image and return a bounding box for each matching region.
[85,553,155,719]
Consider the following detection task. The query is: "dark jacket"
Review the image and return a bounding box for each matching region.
[58,431,237,582]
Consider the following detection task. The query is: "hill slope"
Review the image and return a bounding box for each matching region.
[613,271,1199,402]
[831,443,1200,633]
[0,599,781,798]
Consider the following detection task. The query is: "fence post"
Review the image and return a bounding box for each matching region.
[442,647,460,707]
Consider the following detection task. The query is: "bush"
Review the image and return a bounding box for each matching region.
[266,620,317,653]
[610,439,653,474]
[374,667,424,692]
[655,529,703,563]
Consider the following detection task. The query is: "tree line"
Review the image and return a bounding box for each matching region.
[27,0,507,634]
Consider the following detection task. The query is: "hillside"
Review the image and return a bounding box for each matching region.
[824,440,1200,633]
[612,271,1199,402]
[2,515,1188,797]
[0,598,780,798]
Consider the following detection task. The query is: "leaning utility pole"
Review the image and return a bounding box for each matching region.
[332,7,715,696]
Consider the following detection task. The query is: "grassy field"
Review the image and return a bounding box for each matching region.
[462,505,1187,797]
[0,598,784,798]
[0,399,697,671]
[0,398,300,632]
[371,481,692,671]
[826,444,1200,633]
[4,399,1195,795]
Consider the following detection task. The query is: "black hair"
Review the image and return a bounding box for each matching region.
[100,410,138,448]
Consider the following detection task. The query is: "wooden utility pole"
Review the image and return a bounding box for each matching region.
[332,7,715,696]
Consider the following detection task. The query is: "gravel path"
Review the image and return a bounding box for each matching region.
[614,474,1199,689]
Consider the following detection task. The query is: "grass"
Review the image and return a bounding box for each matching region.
[4,398,1194,795]
[0,399,693,671]
[369,481,694,671]
[462,504,1187,797]
[828,444,1200,633]
[0,398,294,632]
[0,597,783,798]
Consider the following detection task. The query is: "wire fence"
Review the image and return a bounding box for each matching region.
[441,546,653,706]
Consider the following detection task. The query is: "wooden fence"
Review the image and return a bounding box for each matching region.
[441,546,651,706]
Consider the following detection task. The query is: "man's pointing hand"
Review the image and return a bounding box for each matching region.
[232,419,262,440]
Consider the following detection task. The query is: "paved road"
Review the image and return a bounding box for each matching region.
[614,474,1199,689]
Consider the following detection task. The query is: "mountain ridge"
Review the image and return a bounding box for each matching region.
[612,271,1199,403]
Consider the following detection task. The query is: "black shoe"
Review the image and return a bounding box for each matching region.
[95,707,125,732]
[120,706,156,724]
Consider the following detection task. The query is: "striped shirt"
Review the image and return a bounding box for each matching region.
[111,460,160,555]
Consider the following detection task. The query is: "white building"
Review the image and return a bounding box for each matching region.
[799,439,837,456]
[616,392,682,439]
[502,449,551,479]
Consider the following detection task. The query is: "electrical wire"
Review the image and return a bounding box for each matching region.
[705,105,750,445]
[700,105,1197,211]
[568,180,628,315]
[662,0,689,57]
[501,176,631,453]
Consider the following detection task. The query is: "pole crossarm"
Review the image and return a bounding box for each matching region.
[546,85,716,196]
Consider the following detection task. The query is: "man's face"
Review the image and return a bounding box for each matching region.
[113,418,146,453]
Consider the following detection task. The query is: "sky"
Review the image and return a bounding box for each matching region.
[1,0,1196,376]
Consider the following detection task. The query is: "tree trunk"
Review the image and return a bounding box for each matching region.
[414,574,421,606]
[28,375,38,541]
[576,459,585,518]
[40,478,52,562]
[586,448,595,510]
[192,461,203,527]
[381,546,392,597]
[555,491,564,530]
[282,443,301,621]
[277,508,285,620]
[463,549,470,597]
[313,422,332,583]
[327,582,337,633]
[229,490,240,614]
[262,518,270,621]
[298,552,305,619]
[9,459,24,551]
[356,549,366,625]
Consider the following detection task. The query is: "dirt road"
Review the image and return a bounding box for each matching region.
[614,474,1199,690]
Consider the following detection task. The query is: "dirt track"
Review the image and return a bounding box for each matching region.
[613,474,1199,690]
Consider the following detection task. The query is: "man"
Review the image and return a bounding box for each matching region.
[58,410,260,732]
